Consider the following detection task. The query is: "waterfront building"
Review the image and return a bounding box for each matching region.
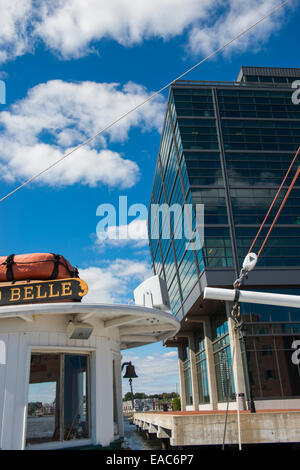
[148,66,300,411]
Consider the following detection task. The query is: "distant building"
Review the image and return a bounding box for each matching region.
[122,400,134,414]
[43,403,55,415]
[148,66,300,411]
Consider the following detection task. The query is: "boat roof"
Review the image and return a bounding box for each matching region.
[0,301,180,349]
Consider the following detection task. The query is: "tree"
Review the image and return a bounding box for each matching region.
[172,397,181,411]
[123,392,133,402]
[123,391,180,401]
[28,402,43,415]
[134,393,146,399]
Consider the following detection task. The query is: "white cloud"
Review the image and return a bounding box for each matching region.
[79,258,151,303]
[163,351,178,358]
[122,351,179,395]
[0,0,291,63]
[96,218,148,248]
[35,0,212,58]
[0,0,33,63]
[0,80,164,187]
[188,0,289,56]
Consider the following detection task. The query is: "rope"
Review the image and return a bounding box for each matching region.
[232,154,300,447]
[221,320,243,450]
[248,146,300,255]
[0,0,292,204]
[257,165,300,257]
[222,271,245,450]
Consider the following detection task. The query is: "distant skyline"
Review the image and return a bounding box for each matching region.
[0,0,299,394]
[28,382,56,404]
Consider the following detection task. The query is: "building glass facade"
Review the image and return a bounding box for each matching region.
[149,67,300,405]
[240,289,300,399]
[195,327,210,404]
[182,345,193,406]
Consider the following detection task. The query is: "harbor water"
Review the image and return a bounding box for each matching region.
[123,418,161,450]
[26,416,161,450]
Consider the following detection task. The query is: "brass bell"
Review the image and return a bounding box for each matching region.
[123,362,138,379]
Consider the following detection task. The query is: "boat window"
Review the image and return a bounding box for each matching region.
[26,352,89,446]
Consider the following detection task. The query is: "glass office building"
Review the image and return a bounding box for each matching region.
[148,67,300,410]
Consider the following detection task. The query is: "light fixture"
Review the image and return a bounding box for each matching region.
[66,321,94,340]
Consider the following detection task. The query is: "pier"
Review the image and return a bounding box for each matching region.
[133,409,300,447]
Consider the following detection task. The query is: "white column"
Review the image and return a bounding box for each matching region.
[203,318,218,410]
[94,337,114,447]
[1,333,29,450]
[177,344,186,411]
[112,352,124,438]
[188,336,199,410]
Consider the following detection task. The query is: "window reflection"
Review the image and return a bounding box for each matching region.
[26,354,60,445]
[183,355,193,406]
[26,353,89,446]
[245,336,300,398]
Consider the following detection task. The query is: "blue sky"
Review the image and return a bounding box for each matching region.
[0,0,299,396]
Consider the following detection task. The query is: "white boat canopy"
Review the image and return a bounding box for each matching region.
[0,301,180,349]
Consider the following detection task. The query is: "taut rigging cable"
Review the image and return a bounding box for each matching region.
[248,146,300,257]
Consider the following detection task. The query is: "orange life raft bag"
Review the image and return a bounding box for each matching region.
[0,253,79,282]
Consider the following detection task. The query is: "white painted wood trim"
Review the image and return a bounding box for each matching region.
[22,346,32,450]
[104,315,144,329]
[119,324,173,334]
[26,438,93,450]
[120,335,157,343]
[0,302,179,349]
[29,346,96,353]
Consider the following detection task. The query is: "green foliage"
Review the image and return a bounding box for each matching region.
[123,392,133,402]
[134,392,147,399]
[172,397,181,411]
[28,402,43,415]
[123,391,179,401]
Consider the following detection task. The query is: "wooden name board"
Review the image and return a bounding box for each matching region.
[0,278,88,306]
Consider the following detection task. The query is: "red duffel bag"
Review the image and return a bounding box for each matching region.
[0,253,79,282]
